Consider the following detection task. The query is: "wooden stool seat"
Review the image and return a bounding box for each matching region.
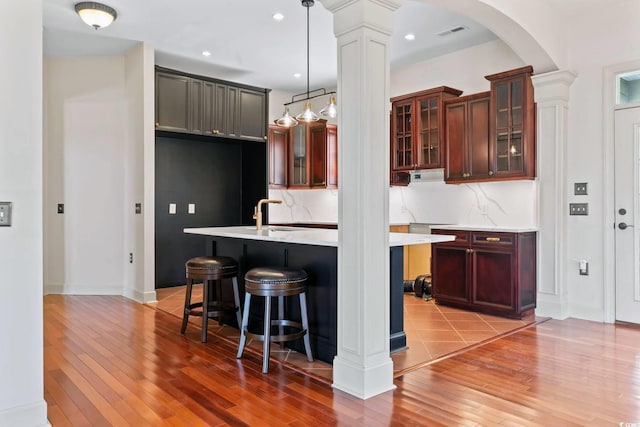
[236,267,313,373]
[181,256,242,343]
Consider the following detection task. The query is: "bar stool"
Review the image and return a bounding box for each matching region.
[236,267,313,373]
[180,256,243,343]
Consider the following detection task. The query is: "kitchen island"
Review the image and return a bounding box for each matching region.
[184,225,454,363]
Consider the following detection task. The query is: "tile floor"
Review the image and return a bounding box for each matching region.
[152,284,541,383]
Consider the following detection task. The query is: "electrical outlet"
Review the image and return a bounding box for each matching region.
[57,203,64,214]
[569,203,588,215]
[188,203,196,214]
[574,182,588,195]
[135,203,142,214]
[0,202,12,226]
[169,203,176,214]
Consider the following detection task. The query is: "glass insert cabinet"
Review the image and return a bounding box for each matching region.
[486,66,535,179]
[390,86,463,185]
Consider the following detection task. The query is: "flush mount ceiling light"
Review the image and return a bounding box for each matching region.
[275,0,338,127]
[74,2,117,30]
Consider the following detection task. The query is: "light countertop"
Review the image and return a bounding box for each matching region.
[184,226,455,248]
[431,225,538,233]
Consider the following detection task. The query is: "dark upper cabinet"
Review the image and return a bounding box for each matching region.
[431,228,536,319]
[390,86,462,183]
[155,67,269,142]
[485,66,535,180]
[238,88,268,142]
[268,124,288,189]
[155,72,190,133]
[444,92,491,183]
[326,124,338,189]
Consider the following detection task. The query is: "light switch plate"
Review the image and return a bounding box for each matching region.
[169,203,176,214]
[0,202,12,226]
[188,203,196,214]
[569,203,589,215]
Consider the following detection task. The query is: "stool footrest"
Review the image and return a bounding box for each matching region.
[245,319,306,343]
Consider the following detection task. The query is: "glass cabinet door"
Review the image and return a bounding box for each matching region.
[495,78,524,174]
[291,124,307,186]
[418,96,440,167]
[394,102,413,169]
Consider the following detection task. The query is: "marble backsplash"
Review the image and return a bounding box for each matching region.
[268,179,538,227]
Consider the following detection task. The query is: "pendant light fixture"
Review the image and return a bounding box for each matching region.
[319,94,337,118]
[295,0,320,123]
[75,2,118,30]
[275,0,339,127]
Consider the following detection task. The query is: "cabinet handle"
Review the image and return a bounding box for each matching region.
[466,248,473,254]
[155,122,159,127]
[486,237,501,242]
[263,136,268,141]
[489,170,494,176]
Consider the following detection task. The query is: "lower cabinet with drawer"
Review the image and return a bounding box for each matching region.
[431,228,536,319]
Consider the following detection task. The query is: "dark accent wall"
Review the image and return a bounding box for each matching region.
[155,133,267,288]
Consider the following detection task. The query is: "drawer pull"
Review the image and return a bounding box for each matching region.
[486,237,501,242]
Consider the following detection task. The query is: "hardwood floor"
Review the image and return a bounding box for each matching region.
[44,295,640,426]
[153,284,539,381]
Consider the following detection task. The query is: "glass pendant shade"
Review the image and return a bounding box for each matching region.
[296,100,320,123]
[275,107,299,127]
[320,95,337,118]
[75,2,117,29]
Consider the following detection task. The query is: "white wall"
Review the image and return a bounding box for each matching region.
[0,1,49,425]
[564,0,640,320]
[268,39,536,229]
[44,56,127,295]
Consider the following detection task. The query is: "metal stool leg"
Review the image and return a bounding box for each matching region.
[278,295,285,349]
[216,279,224,326]
[262,295,272,373]
[181,278,193,334]
[201,280,209,343]
[232,276,242,330]
[237,293,251,358]
[300,292,313,362]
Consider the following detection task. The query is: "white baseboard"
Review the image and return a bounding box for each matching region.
[0,400,50,427]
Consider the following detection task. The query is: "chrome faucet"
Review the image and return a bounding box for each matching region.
[253,199,282,230]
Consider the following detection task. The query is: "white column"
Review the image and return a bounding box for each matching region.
[531,70,576,319]
[321,0,404,399]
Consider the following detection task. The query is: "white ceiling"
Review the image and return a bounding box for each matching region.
[42,0,497,92]
[42,0,625,92]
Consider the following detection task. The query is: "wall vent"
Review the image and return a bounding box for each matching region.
[437,26,467,36]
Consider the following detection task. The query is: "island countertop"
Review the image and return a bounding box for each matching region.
[184,225,455,247]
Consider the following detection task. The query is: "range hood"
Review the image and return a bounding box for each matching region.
[409,168,444,183]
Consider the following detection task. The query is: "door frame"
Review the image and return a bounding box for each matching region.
[603,59,640,323]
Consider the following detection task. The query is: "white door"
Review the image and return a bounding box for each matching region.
[614,106,640,324]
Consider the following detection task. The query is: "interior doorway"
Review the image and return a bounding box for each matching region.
[614,105,640,324]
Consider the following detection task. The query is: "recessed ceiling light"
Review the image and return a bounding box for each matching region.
[404,33,415,41]
[293,73,301,79]
[202,51,211,57]
[273,12,284,21]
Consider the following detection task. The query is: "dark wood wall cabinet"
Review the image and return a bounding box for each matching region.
[390,66,536,185]
[485,66,535,180]
[268,121,338,189]
[431,228,536,319]
[444,92,491,182]
[390,86,463,185]
[155,67,269,142]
